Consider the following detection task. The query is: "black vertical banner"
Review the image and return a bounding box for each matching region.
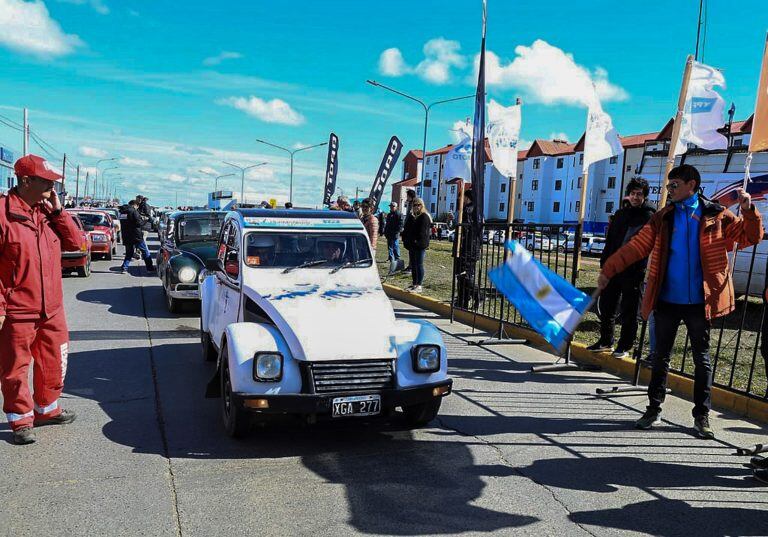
[368,135,402,209]
[470,0,487,246]
[323,133,339,206]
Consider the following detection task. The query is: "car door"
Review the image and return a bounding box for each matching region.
[219,223,243,334]
[209,222,233,346]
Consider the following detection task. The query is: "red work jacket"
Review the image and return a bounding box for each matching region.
[0,189,84,320]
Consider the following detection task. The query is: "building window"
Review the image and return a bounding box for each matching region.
[609,156,618,164]
[432,187,436,196]
[532,180,539,191]
[433,172,437,180]
[626,164,632,171]
[517,193,522,199]
[533,158,540,169]
[527,201,535,212]
[605,201,614,213]
[555,180,562,191]
[499,202,505,212]
[450,185,455,193]
[607,176,616,189]
[579,154,584,165]
[577,176,582,188]
[556,158,564,169]
[575,201,580,212]
[431,203,436,213]
[569,202,572,211]
[449,203,454,211]
[553,201,560,213]
[500,183,506,193]
[519,173,523,180]
[734,138,744,147]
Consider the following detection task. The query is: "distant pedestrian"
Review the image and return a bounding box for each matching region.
[284,202,293,209]
[335,196,352,212]
[598,164,762,438]
[455,190,480,308]
[120,199,155,274]
[352,200,362,218]
[588,177,655,359]
[384,202,404,262]
[401,197,431,293]
[360,198,378,250]
[0,155,85,445]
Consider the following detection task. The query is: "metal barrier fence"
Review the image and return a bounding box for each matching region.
[449,222,768,401]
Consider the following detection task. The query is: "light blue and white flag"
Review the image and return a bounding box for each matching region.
[488,241,592,353]
[444,128,472,182]
[674,60,728,156]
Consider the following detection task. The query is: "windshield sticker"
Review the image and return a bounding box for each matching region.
[261,284,320,301]
[321,286,371,300]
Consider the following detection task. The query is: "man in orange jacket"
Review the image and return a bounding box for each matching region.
[0,155,84,445]
[598,164,763,439]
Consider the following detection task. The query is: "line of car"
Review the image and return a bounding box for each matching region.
[61,207,121,278]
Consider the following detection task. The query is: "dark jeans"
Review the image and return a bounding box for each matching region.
[122,240,153,270]
[386,237,400,261]
[648,301,712,417]
[455,257,479,309]
[598,274,643,350]
[409,248,426,285]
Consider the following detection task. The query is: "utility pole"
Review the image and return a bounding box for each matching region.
[75,164,80,203]
[22,108,29,156]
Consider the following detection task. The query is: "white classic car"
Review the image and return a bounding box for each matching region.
[200,209,452,437]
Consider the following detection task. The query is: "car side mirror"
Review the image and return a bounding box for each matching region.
[205,258,222,272]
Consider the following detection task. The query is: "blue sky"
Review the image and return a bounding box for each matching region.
[0,0,766,207]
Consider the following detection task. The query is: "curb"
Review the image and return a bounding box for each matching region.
[383,283,768,425]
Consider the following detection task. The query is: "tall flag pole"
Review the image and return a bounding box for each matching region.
[469,0,487,246]
[746,33,768,185]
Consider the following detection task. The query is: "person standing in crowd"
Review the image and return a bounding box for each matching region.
[0,155,84,445]
[360,198,378,251]
[588,177,655,359]
[120,199,155,274]
[401,197,431,293]
[284,202,293,209]
[598,164,762,438]
[455,189,480,308]
[335,195,352,212]
[384,201,404,262]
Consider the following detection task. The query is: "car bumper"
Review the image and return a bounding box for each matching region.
[91,243,111,253]
[232,379,452,416]
[61,253,88,267]
[168,283,200,300]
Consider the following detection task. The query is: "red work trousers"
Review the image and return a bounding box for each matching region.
[0,313,69,431]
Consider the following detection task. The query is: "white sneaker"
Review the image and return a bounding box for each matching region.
[613,350,629,359]
[412,285,423,293]
[404,285,415,292]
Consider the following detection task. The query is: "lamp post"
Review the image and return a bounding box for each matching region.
[255,139,327,204]
[100,166,119,201]
[365,80,474,196]
[222,161,268,204]
[199,170,236,193]
[93,157,119,200]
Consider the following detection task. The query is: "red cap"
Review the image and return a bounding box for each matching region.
[14,154,63,182]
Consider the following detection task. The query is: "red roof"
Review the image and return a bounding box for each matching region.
[620,131,659,148]
[526,139,575,157]
[426,144,454,157]
[517,149,529,161]
[391,177,418,187]
[404,149,423,159]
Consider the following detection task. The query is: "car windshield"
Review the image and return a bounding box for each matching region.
[243,232,373,269]
[177,214,226,243]
[76,212,109,226]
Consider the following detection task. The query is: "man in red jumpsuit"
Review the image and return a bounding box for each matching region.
[0,155,84,444]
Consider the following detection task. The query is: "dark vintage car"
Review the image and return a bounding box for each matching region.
[157,210,227,312]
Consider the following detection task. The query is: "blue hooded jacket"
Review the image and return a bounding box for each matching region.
[659,193,705,304]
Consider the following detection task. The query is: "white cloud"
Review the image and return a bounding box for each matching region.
[57,0,109,14]
[0,0,84,57]
[119,156,151,167]
[78,145,108,158]
[549,132,570,142]
[168,173,186,183]
[482,40,628,107]
[378,38,466,85]
[216,96,305,126]
[450,119,473,142]
[203,51,244,66]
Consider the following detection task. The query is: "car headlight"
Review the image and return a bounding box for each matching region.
[412,345,441,373]
[178,266,197,283]
[253,352,283,381]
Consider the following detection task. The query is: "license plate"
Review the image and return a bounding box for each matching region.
[331,394,381,418]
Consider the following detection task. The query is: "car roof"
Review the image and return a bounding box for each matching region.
[168,210,226,219]
[231,208,364,230]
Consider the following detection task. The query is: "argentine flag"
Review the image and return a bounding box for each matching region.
[489,241,592,353]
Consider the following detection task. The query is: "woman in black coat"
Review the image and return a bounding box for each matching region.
[401,197,431,293]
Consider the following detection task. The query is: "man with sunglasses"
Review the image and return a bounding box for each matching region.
[598,164,762,439]
[0,155,84,444]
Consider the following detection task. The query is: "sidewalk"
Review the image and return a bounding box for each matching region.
[392,299,768,536]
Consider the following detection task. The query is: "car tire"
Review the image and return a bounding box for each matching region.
[76,255,92,278]
[105,250,113,261]
[201,319,217,362]
[402,398,442,427]
[166,288,182,314]
[221,346,250,438]
[556,245,565,253]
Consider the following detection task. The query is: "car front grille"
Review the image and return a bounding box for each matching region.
[310,359,395,394]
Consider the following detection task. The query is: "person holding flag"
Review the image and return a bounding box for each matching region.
[597,164,762,438]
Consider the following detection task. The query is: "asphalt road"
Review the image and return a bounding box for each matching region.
[1,238,767,536]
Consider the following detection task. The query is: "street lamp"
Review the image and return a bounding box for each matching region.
[365,80,474,196]
[94,157,119,200]
[255,139,328,204]
[222,161,268,204]
[100,166,119,201]
[199,170,236,193]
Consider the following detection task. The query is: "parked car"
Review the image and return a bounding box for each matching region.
[100,207,121,241]
[431,222,450,240]
[157,210,227,313]
[520,232,553,252]
[200,208,452,437]
[588,237,606,255]
[68,209,116,260]
[61,214,93,277]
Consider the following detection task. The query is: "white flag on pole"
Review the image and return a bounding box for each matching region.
[487,99,521,179]
[674,61,728,155]
[443,128,472,181]
[583,97,623,172]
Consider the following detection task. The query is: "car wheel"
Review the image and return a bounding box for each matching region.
[166,287,182,314]
[221,346,250,438]
[76,255,92,278]
[525,243,534,251]
[556,245,565,253]
[201,319,217,362]
[402,398,442,427]
[105,250,113,261]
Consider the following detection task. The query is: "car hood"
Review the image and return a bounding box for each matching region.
[242,269,397,362]
[176,242,217,263]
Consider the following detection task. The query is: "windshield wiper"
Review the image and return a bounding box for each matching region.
[282,259,330,274]
[330,259,372,274]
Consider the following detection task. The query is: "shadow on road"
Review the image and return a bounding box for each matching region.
[75,286,198,319]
